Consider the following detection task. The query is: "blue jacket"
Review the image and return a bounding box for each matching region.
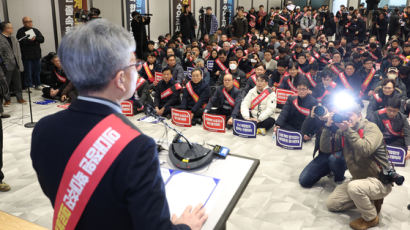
[30,98,189,230]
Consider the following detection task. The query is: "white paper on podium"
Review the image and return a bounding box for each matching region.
[25,29,36,39]
[164,171,219,217]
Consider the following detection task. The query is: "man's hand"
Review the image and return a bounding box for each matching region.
[31,36,36,41]
[227,117,233,125]
[406,149,410,160]
[61,95,67,102]
[50,89,59,97]
[303,135,311,141]
[325,112,334,127]
[172,204,207,230]
[215,71,220,76]
[368,90,374,97]
[335,121,350,132]
[273,125,280,132]
[155,107,161,114]
[153,80,159,86]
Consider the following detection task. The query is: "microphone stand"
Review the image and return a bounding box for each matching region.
[18,35,36,128]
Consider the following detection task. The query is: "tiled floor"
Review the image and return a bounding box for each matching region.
[1,90,410,229]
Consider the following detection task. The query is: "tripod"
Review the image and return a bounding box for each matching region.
[24,87,36,128]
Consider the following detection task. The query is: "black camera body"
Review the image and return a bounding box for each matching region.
[333,113,350,123]
[379,168,405,186]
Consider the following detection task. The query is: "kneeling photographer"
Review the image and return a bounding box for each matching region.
[322,92,403,230]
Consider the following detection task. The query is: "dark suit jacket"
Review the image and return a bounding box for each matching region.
[30,98,189,230]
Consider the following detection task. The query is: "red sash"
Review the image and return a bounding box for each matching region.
[298,66,306,74]
[382,119,402,136]
[135,77,146,91]
[215,59,228,73]
[250,88,273,110]
[279,14,288,22]
[250,74,257,85]
[338,72,353,90]
[233,79,240,88]
[330,64,342,76]
[55,71,67,83]
[286,78,298,92]
[290,42,296,49]
[222,88,235,107]
[205,52,211,60]
[292,98,310,116]
[276,72,289,87]
[160,83,182,99]
[369,51,379,61]
[308,57,315,64]
[313,51,328,64]
[186,81,199,102]
[317,82,336,102]
[373,93,382,103]
[359,68,376,97]
[305,72,317,87]
[246,69,255,79]
[53,114,140,230]
[143,62,155,83]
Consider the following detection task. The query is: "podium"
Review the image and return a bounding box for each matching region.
[159,152,259,230]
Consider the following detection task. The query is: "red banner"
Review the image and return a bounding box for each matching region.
[276,89,296,105]
[171,108,192,127]
[121,100,134,116]
[202,113,226,133]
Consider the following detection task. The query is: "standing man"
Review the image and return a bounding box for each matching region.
[30,19,206,230]
[131,11,150,59]
[231,8,248,40]
[0,22,25,106]
[17,17,45,90]
[203,7,218,37]
[180,5,197,44]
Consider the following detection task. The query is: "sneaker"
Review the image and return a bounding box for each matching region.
[257,128,266,136]
[0,113,10,118]
[349,216,379,230]
[0,181,11,192]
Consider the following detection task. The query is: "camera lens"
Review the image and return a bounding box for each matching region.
[393,173,405,186]
[314,106,326,117]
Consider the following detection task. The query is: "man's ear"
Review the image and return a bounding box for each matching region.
[114,70,127,92]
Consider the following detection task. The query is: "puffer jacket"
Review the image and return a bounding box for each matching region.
[240,86,277,122]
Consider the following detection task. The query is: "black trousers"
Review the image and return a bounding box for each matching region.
[256,117,275,130]
[0,118,4,182]
[4,67,23,101]
[278,121,299,132]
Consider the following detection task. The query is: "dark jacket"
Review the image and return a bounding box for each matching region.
[138,62,162,83]
[205,85,242,118]
[218,69,246,88]
[179,80,210,113]
[154,79,181,110]
[180,12,197,40]
[16,27,44,60]
[276,95,317,131]
[279,73,308,91]
[30,99,189,230]
[232,16,248,38]
[366,88,403,120]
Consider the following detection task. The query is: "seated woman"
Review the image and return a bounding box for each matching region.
[42,55,76,102]
[366,79,404,120]
[177,68,210,125]
[369,97,410,161]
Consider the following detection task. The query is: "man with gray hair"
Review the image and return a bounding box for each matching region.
[30,19,206,230]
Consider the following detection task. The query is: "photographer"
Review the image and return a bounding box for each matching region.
[131,11,150,59]
[322,97,394,230]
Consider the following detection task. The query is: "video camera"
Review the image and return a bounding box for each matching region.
[74,7,101,23]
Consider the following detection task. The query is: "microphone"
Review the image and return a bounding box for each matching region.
[18,34,30,42]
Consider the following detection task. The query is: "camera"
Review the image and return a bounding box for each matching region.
[379,168,405,186]
[313,105,326,117]
[332,113,350,123]
[199,7,205,14]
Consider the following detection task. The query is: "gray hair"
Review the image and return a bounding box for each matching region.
[58,19,135,92]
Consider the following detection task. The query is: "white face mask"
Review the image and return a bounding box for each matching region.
[303,43,308,48]
[265,37,269,42]
[259,36,264,40]
[250,59,257,63]
[229,64,237,70]
[387,73,398,80]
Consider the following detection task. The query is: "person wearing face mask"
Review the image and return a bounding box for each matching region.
[369,97,410,161]
[279,63,309,92]
[205,73,243,129]
[274,79,317,133]
[177,68,210,125]
[366,78,404,120]
[240,74,277,134]
[381,67,406,95]
[217,57,246,88]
